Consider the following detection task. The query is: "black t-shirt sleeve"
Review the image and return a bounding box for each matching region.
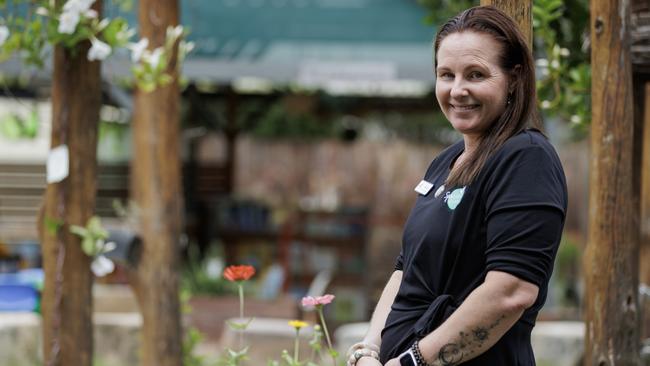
[484,144,567,288]
[395,250,404,271]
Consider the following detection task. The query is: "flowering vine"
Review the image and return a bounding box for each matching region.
[0,0,194,92]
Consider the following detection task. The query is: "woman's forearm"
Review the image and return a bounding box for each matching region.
[418,271,538,366]
[363,270,402,346]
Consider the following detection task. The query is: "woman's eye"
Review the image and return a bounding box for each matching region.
[439,72,453,79]
[469,71,484,79]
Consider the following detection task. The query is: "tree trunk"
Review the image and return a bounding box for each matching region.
[584,0,640,364]
[40,15,102,366]
[131,2,183,366]
[479,0,532,46]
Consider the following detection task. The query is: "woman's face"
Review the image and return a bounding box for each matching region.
[435,31,511,140]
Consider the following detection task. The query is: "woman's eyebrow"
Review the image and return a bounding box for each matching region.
[436,63,488,72]
[436,65,452,72]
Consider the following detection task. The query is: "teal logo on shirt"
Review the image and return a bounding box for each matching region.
[444,187,466,210]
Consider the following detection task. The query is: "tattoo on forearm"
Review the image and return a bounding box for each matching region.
[433,315,506,366]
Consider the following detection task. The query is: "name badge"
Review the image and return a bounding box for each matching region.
[414,180,434,195]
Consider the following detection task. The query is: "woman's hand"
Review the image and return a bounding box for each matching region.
[382,358,399,366]
[346,341,380,366]
[357,357,383,366]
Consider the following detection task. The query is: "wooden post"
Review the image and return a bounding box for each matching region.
[479,0,532,46]
[584,0,640,364]
[131,2,183,366]
[40,3,102,365]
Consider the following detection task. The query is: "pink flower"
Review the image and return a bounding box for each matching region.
[301,294,335,307]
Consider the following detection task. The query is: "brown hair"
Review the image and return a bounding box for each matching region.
[435,5,541,187]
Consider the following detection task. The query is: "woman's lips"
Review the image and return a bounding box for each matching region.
[450,104,480,111]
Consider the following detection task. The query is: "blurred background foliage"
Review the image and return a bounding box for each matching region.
[181,243,232,297]
[0,110,39,139]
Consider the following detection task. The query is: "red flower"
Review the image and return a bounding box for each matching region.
[223,265,256,282]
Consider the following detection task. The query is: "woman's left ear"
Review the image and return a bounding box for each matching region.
[508,65,522,94]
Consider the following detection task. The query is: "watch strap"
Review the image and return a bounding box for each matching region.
[399,349,417,366]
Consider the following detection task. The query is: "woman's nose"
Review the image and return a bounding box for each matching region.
[450,80,469,98]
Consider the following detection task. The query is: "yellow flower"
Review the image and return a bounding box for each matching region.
[288,320,308,330]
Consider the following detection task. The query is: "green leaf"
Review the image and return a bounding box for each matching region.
[280,350,294,365]
[25,112,39,138]
[101,18,129,46]
[82,237,96,256]
[226,317,254,330]
[44,217,64,235]
[158,73,173,86]
[0,115,22,139]
[69,225,89,237]
[86,216,108,238]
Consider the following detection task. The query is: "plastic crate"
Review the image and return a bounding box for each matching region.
[0,285,39,311]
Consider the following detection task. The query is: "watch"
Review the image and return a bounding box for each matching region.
[399,349,417,366]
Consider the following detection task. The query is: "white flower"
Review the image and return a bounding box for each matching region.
[167,25,184,40]
[84,9,98,19]
[541,100,551,109]
[129,38,149,62]
[550,60,560,69]
[100,241,116,254]
[96,18,110,31]
[560,48,570,57]
[115,24,136,44]
[91,255,115,277]
[87,37,111,61]
[0,26,9,48]
[180,40,195,55]
[63,0,95,14]
[144,47,164,68]
[58,10,80,34]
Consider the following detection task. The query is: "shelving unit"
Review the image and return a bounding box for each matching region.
[214,204,370,324]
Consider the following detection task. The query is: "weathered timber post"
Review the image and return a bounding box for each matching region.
[131,1,183,366]
[584,0,640,363]
[479,0,532,46]
[40,3,102,366]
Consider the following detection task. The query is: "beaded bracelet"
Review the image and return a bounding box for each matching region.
[347,342,380,366]
[411,340,432,366]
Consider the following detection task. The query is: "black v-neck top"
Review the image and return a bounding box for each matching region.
[380,129,568,365]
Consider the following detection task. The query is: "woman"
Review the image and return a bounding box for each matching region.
[347,6,567,366]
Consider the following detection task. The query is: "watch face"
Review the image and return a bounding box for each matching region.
[399,351,417,366]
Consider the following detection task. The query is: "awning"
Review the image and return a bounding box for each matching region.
[2,0,439,96]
